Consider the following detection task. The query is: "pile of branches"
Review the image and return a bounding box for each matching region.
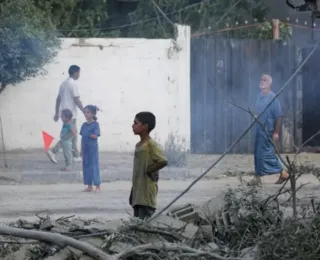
[209,187,320,260]
[1,186,320,260]
[0,213,235,260]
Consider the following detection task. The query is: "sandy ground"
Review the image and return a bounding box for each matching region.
[0,150,320,183]
[0,151,320,223]
[0,176,319,223]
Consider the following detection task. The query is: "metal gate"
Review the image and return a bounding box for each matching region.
[190,38,299,154]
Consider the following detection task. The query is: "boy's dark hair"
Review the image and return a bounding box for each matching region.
[68,65,80,76]
[135,112,156,133]
[61,109,73,120]
[85,105,98,121]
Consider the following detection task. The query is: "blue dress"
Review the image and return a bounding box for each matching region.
[80,121,101,186]
[254,91,283,176]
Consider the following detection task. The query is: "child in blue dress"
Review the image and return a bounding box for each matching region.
[80,105,101,192]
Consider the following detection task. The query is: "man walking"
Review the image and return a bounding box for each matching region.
[46,65,84,164]
[248,74,288,186]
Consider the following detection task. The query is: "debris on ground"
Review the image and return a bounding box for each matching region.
[0,186,320,260]
[212,171,255,179]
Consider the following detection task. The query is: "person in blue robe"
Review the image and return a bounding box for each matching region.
[248,74,288,186]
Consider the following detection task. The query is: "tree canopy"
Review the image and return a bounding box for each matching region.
[27,0,287,39]
[32,0,115,38]
[128,0,270,38]
[0,0,60,87]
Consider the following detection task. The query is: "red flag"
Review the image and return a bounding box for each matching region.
[42,131,54,151]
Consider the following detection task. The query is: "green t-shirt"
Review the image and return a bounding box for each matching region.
[60,123,73,140]
[131,138,168,209]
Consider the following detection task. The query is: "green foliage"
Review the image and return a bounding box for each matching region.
[1,0,287,40]
[256,21,292,40]
[128,0,270,39]
[32,0,121,38]
[0,0,60,85]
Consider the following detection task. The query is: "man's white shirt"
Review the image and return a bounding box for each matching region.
[58,77,79,119]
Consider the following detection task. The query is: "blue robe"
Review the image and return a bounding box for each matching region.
[254,91,283,176]
[80,121,101,186]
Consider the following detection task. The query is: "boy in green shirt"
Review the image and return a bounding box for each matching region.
[129,111,168,220]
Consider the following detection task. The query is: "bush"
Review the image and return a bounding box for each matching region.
[0,0,60,86]
[161,133,188,167]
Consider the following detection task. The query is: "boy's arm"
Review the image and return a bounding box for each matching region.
[147,142,168,178]
[147,159,167,174]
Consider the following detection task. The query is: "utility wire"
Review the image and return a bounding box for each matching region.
[55,0,220,33]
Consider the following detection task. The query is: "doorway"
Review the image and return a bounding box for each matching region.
[302,46,320,147]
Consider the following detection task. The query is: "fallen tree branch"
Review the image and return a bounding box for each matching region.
[128,225,184,242]
[136,252,162,260]
[286,156,298,216]
[74,231,110,239]
[56,215,75,222]
[0,226,113,260]
[114,243,240,260]
[311,198,318,214]
[263,169,306,207]
[0,240,39,244]
[283,182,310,204]
[148,42,319,222]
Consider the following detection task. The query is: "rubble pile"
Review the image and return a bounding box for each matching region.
[0,187,319,260]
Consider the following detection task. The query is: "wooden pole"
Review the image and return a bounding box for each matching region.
[272,19,280,40]
[0,116,8,168]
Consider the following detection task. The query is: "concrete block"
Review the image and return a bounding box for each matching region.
[149,214,198,238]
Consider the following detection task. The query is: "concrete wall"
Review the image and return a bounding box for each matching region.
[0,25,190,152]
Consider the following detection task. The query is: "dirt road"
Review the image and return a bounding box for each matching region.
[0,150,320,183]
[0,151,320,223]
[0,180,225,222]
[0,175,319,223]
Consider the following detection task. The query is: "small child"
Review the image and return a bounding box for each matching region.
[80,105,101,192]
[59,109,75,171]
[129,111,168,220]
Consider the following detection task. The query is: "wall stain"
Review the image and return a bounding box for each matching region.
[70,39,135,50]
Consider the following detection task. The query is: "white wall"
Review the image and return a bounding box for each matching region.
[0,25,190,152]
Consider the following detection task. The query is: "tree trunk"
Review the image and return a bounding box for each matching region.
[0,226,114,260]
